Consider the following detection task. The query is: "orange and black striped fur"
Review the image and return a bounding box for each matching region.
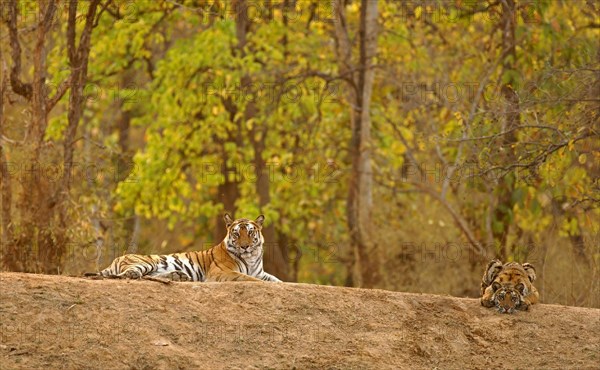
[90,214,281,282]
[480,259,539,313]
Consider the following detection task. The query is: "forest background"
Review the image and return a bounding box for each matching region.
[1,0,598,307]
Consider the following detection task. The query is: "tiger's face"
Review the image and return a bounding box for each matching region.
[224,214,265,260]
[492,284,524,314]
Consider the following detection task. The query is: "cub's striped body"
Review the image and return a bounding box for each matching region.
[95,214,280,282]
[480,259,539,313]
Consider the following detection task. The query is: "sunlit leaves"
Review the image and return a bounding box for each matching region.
[85,0,598,279]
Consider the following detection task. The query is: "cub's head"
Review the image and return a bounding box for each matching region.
[492,284,524,314]
[224,213,265,259]
[485,261,536,314]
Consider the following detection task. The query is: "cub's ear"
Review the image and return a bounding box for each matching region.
[483,259,503,286]
[224,213,234,228]
[522,262,536,283]
[492,282,502,292]
[515,283,527,295]
[255,214,265,227]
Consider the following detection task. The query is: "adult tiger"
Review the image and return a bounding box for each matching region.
[480,259,539,313]
[88,214,281,282]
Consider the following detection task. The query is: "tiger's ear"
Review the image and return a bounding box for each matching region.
[483,259,503,286]
[522,263,536,283]
[224,213,234,228]
[515,283,527,295]
[255,214,265,227]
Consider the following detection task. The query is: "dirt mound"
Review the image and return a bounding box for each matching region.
[0,273,598,369]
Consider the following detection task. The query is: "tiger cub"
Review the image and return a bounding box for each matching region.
[480,259,539,313]
[89,214,281,282]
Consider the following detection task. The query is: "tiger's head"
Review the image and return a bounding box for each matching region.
[492,285,525,314]
[483,261,537,314]
[223,213,265,260]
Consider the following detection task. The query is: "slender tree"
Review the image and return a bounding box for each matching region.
[2,0,103,273]
[493,0,521,260]
[333,0,381,288]
[232,0,289,280]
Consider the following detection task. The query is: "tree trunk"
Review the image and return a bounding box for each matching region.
[52,0,101,273]
[6,0,58,273]
[232,0,288,280]
[0,50,14,268]
[2,0,101,273]
[213,142,241,242]
[252,121,288,281]
[493,0,520,261]
[334,0,380,288]
[214,91,243,242]
[114,71,139,254]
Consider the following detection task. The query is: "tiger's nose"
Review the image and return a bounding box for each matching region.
[241,245,250,250]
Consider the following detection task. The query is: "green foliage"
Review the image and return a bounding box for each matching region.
[109,0,598,283]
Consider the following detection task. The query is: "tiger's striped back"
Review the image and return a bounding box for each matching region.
[99,249,215,281]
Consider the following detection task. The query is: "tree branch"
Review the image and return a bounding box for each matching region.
[6,0,32,99]
[46,76,72,113]
[473,131,596,178]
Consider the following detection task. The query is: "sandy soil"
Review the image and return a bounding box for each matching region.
[0,272,598,370]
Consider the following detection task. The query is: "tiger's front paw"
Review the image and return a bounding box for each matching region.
[517,301,531,311]
[122,269,142,279]
[481,298,495,308]
[168,271,190,282]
